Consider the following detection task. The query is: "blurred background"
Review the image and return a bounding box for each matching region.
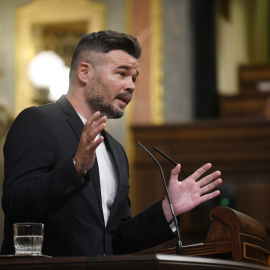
[0,0,270,250]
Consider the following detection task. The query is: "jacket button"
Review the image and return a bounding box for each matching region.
[66,185,74,194]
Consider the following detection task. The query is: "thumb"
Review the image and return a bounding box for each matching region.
[170,164,181,183]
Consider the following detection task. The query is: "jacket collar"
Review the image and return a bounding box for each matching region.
[56,95,84,141]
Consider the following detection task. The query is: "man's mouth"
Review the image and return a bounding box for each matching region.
[116,94,132,106]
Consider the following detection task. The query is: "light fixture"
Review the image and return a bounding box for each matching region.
[28,51,70,101]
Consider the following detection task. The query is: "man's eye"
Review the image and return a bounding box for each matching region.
[119,72,125,77]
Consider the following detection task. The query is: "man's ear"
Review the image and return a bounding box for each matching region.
[77,62,93,84]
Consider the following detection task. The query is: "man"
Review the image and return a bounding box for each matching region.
[1,30,222,256]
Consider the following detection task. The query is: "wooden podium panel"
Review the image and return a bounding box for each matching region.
[0,254,269,270]
[139,207,270,267]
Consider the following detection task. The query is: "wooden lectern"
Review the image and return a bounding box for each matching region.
[156,206,270,266]
[0,207,269,269]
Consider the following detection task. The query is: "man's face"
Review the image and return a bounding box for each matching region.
[86,50,139,119]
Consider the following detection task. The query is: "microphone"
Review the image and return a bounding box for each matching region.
[137,141,183,255]
[153,146,188,178]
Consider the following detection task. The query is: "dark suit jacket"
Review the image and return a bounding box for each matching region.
[1,95,176,256]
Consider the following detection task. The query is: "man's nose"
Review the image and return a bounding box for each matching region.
[125,77,135,93]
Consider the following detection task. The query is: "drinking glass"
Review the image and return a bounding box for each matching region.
[13,223,44,255]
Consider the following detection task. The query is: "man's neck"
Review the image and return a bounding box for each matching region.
[66,91,94,119]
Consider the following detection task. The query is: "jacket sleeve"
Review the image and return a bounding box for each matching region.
[112,199,177,254]
[2,107,88,223]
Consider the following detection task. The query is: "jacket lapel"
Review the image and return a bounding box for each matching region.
[56,95,83,141]
[89,157,104,223]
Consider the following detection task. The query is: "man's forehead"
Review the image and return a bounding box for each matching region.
[104,50,139,68]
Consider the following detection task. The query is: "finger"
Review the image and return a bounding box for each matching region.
[189,163,212,181]
[84,112,100,131]
[84,115,107,142]
[85,113,107,132]
[199,189,221,204]
[198,170,221,188]
[86,135,104,150]
[200,178,222,196]
[88,121,106,139]
[84,126,105,144]
[91,115,107,129]
[88,111,101,124]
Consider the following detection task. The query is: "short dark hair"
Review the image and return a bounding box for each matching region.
[70,30,141,74]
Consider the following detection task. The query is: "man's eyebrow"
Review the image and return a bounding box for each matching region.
[118,65,140,75]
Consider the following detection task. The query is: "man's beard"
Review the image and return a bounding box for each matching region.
[86,73,125,119]
[89,96,124,119]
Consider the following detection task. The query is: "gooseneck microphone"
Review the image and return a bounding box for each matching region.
[137,141,183,255]
[153,147,188,178]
